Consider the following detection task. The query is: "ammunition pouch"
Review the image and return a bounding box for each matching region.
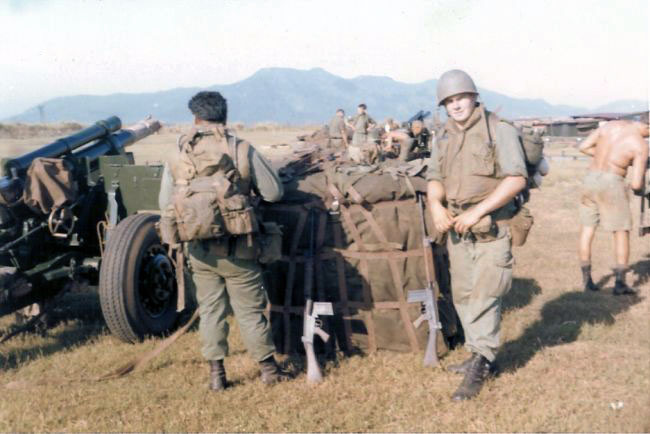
[507,205,534,247]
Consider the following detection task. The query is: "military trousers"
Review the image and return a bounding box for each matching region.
[447,227,514,362]
[188,241,275,362]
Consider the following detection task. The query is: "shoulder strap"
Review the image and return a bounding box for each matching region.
[226,133,251,182]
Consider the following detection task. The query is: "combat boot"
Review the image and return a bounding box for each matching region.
[613,267,636,296]
[447,355,499,376]
[208,360,228,391]
[259,356,291,385]
[581,263,599,292]
[451,353,492,401]
[446,355,473,375]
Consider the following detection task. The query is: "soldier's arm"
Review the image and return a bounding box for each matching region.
[579,128,600,156]
[629,141,649,191]
[249,146,284,202]
[454,122,527,233]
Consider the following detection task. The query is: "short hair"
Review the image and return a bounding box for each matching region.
[188,91,228,123]
[358,103,367,110]
[336,108,345,114]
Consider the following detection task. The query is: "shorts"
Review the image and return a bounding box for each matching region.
[579,171,632,231]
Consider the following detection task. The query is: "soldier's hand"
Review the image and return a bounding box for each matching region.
[453,209,482,234]
[431,202,454,233]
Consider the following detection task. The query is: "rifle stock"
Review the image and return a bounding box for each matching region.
[407,194,442,367]
[301,209,333,384]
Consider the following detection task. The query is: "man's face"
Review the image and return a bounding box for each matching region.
[357,106,365,114]
[443,93,477,124]
[337,111,344,118]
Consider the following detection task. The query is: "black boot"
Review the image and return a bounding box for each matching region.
[451,353,492,401]
[581,263,599,292]
[447,355,499,376]
[209,360,228,391]
[259,356,291,385]
[446,355,473,375]
[613,267,636,295]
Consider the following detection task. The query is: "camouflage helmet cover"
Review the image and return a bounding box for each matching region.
[436,69,478,106]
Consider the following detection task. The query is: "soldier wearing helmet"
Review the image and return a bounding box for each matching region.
[425,70,528,400]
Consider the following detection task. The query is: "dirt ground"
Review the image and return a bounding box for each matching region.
[0,125,648,432]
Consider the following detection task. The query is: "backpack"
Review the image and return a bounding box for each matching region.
[484,112,547,190]
[159,131,258,244]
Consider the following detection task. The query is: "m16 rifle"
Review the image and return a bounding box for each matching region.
[301,208,333,383]
[407,194,442,367]
[0,116,181,343]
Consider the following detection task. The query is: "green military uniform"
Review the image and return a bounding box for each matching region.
[328,116,345,139]
[398,127,432,161]
[159,126,283,362]
[351,112,375,146]
[426,104,527,362]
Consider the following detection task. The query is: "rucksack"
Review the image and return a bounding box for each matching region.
[159,132,258,244]
[484,111,547,189]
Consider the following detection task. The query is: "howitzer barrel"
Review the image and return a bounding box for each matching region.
[3,116,122,176]
[73,117,161,159]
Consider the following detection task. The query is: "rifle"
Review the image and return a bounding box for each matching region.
[407,194,442,367]
[301,208,333,383]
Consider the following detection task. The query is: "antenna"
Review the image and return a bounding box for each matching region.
[37,105,46,124]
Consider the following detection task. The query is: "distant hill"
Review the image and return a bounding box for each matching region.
[592,99,648,114]
[6,67,642,125]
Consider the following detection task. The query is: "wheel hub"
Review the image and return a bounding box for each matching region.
[140,245,175,318]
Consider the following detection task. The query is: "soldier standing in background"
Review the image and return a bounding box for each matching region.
[577,120,648,294]
[158,91,290,391]
[328,108,348,148]
[426,70,527,400]
[346,103,376,163]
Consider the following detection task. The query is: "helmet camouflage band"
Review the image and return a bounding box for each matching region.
[436,69,478,106]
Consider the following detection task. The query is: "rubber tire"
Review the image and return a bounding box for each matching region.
[99,213,178,343]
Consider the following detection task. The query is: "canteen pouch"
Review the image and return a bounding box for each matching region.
[508,205,534,247]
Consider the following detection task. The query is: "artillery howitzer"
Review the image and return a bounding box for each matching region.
[0,117,180,343]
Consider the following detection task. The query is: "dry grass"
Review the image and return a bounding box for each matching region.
[0,131,648,432]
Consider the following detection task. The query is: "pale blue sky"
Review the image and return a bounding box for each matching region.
[0,0,647,119]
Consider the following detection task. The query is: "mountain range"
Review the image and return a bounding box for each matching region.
[5,67,648,124]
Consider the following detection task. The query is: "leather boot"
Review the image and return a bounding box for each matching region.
[581,264,598,292]
[447,355,498,376]
[451,353,492,401]
[446,355,473,375]
[259,356,291,385]
[209,360,228,391]
[613,267,636,295]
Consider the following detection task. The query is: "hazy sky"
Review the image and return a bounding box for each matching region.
[0,0,648,119]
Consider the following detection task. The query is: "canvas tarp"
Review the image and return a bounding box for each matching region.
[261,157,461,355]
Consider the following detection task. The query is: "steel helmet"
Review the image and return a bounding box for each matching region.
[436,69,478,106]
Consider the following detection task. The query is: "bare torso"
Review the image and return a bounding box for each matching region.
[583,121,648,177]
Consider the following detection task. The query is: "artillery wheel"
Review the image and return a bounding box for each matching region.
[99,213,178,343]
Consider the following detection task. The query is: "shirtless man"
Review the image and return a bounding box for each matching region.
[578,120,649,294]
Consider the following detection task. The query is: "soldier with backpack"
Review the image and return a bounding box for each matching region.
[426,70,528,401]
[158,91,290,391]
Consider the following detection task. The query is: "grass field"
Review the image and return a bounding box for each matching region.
[0,126,648,432]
